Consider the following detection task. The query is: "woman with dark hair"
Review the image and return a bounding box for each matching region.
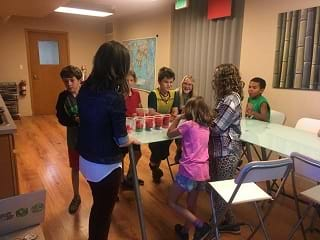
[77,41,138,240]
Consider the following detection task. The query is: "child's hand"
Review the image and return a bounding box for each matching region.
[129,136,140,145]
[119,136,140,147]
[246,103,253,117]
[75,116,80,123]
[170,113,178,121]
[148,108,156,116]
[176,114,184,121]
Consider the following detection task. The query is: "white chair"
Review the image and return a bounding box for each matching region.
[208,158,293,240]
[288,152,320,240]
[270,109,286,125]
[295,118,320,134]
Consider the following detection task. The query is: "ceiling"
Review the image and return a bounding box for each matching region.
[0,0,173,20]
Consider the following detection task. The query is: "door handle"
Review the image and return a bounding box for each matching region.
[33,74,38,80]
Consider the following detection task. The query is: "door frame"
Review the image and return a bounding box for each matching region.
[25,29,70,115]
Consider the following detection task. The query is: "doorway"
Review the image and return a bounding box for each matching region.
[26,30,69,115]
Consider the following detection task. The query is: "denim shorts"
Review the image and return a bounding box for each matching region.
[175,173,206,192]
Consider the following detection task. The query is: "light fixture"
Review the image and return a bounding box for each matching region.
[54,6,113,17]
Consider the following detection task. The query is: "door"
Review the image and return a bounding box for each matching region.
[26,30,69,115]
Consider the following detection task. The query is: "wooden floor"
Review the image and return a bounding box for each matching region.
[14,115,319,240]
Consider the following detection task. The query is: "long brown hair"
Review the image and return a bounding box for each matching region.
[184,96,212,127]
[86,41,130,95]
[212,64,243,102]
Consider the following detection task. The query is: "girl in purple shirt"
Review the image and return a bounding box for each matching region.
[167,96,212,240]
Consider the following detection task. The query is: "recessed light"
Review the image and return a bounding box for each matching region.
[54,7,113,17]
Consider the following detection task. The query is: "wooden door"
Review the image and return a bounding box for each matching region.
[26,30,69,115]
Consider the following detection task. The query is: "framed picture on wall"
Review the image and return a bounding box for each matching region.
[273,6,320,90]
[123,37,156,92]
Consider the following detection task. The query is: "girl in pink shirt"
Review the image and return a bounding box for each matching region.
[167,96,212,240]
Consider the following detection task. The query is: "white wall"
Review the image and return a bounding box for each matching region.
[240,0,320,126]
[112,6,172,107]
[0,14,107,116]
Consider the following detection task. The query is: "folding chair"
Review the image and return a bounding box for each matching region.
[295,118,320,134]
[288,152,320,240]
[208,158,293,240]
[269,110,286,125]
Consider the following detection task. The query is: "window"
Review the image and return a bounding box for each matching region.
[38,41,60,65]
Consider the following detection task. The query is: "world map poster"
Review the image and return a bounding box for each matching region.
[123,37,156,91]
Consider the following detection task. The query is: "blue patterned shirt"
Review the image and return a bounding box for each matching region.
[211,92,242,158]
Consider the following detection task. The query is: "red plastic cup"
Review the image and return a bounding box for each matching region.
[135,117,144,132]
[162,114,171,128]
[145,116,154,131]
[126,117,134,133]
[154,115,163,130]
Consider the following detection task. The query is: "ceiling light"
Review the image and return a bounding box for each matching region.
[54,7,113,17]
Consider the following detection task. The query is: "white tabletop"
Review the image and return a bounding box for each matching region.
[129,128,172,144]
[240,118,320,160]
[129,118,320,160]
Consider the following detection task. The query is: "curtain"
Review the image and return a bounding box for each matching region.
[273,6,320,90]
[170,0,245,107]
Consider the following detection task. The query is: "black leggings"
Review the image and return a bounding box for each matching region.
[87,167,121,240]
[149,140,172,166]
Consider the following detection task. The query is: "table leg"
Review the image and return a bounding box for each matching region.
[260,147,272,194]
[260,147,267,161]
[128,144,148,240]
[245,143,253,162]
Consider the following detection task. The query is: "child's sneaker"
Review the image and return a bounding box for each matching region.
[218,222,240,234]
[193,223,211,240]
[68,195,81,214]
[174,224,189,240]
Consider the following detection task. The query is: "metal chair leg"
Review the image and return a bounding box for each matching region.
[254,202,271,240]
[165,157,176,182]
[210,190,220,240]
[305,204,320,234]
[247,200,275,240]
[288,204,312,240]
[290,172,308,240]
[245,143,253,162]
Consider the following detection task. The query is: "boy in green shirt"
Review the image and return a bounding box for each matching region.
[148,67,179,183]
[245,77,270,122]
